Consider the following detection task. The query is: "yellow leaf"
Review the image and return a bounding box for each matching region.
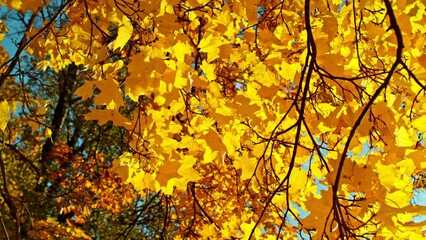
[412,115,426,131]
[173,41,192,62]
[385,190,412,208]
[197,0,210,5]
[233,152,257,180]
[275,61,299,81]
[240,220,261,240]
[199,223,216,238]
[395,127,415,147]
[0,100,10,131]
[156,158,181,186]
[200,61,216,81]
[316,103,336,118]
[174,62,189,88]
[317,121,335,132]
[125,53,161,100]
[112,16,133,50]
[222,131,240,155]
[203,145,218,164]
[289,168,309,196]
[376,162,400,190]
[10,0,22,10]
[396,158,416,175]
[177,155,200,181]
[253,63,277,87]
[216,102,234,116]
[112,153,132,181]
[94,79,124,109]
[45,128,52,141]
[75,81,95,101]
[198,35,225,62]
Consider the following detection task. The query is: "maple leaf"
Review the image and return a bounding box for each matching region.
[84,109,131,127]
[233,152,257,180]
[94,79,124,109]
[112,16,133,51]
[412,115,426,131]
[172,41,192,62]
[240,220,261,239]
[156,158,181,187]
[75,81,95,101]
[3,0,426,238]
[7,0,22,10]
[0,100,10,131]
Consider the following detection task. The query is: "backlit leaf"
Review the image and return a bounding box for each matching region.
[112,16,133,50]
[0,100,10,131]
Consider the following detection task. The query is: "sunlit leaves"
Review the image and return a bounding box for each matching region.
[172,41,192,62]
[240,220,261,239]
[395,127,417,147]
[112,16,133,50]
[1,0,45,12]
[28,217,91,240]
[98,0,408,233]
[200,61,217,81]
[412,115,426,131]
[199,35,228,62]
[93,78,124,110]
[3,0,426,238]
[0,100,9,131]
[233,153,257,181]
[2,0,22,10]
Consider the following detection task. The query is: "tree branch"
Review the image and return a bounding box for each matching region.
[331,0,405,237]
[0,153,21,239]
[4,143,40,177]
[40,64,77,175]
[0,1,72,88]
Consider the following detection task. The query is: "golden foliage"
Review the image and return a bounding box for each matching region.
[2,0,426,238]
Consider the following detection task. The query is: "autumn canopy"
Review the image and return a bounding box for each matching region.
[1,0,426,239]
